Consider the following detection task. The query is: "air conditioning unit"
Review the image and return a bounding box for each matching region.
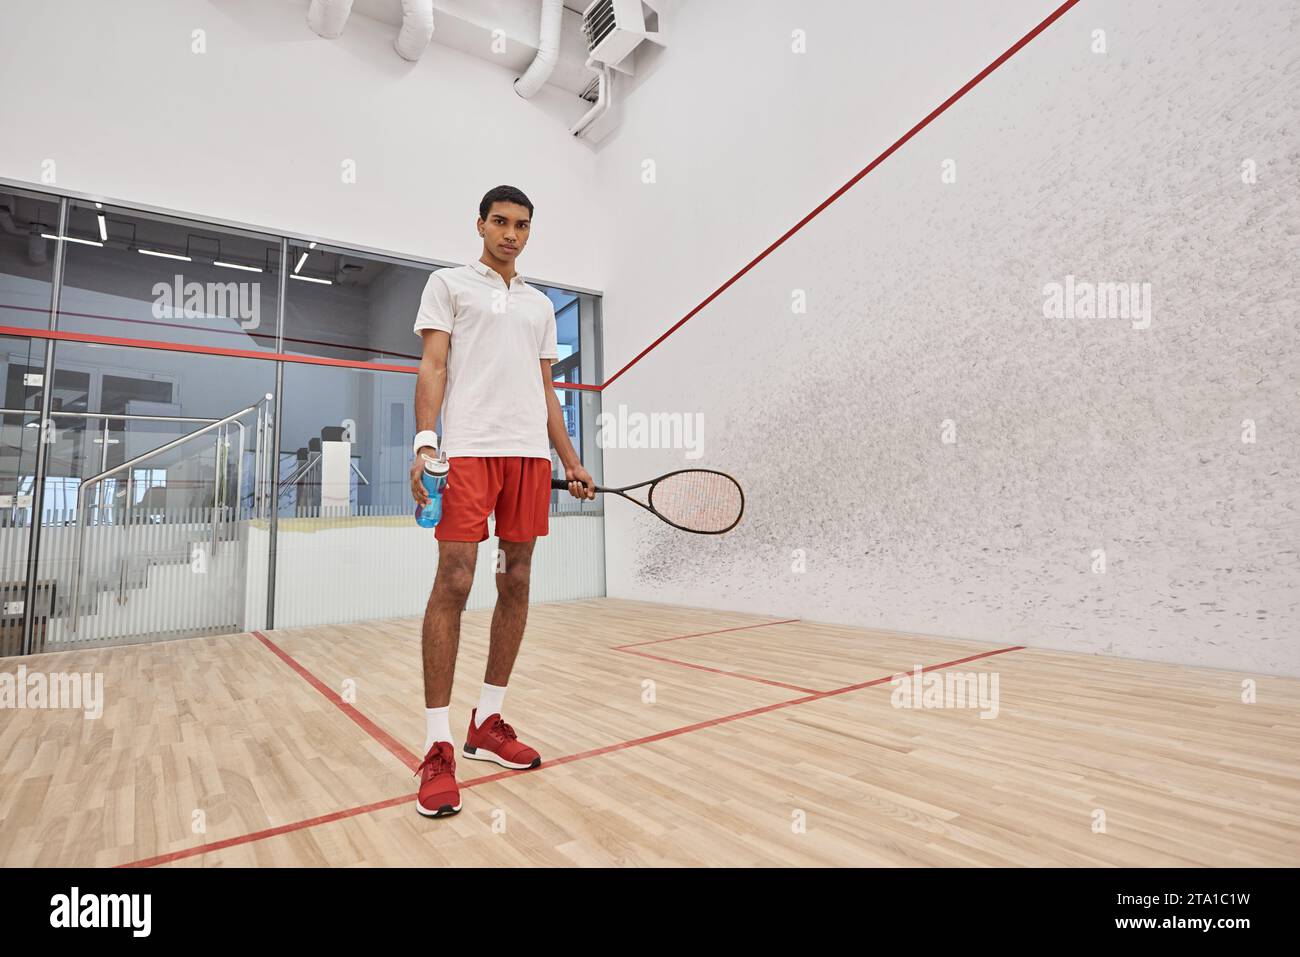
[581,0,664,75]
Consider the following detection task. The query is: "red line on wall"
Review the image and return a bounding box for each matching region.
[1,302,423,361]
[0,324,416,372]
[4,2,1081,399]
[0,324,585,390]
[599,0,1084,391]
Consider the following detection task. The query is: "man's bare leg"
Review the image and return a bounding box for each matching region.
[423,541,478,708]
[484,537,536,687]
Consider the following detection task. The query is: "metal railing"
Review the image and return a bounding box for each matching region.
[67,394,274,634]
[0,405,279,522]
[277,450,370,492]
[2,406,250,524]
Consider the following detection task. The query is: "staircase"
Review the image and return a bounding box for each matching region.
[38,509,249,649]
[13,395,277,654]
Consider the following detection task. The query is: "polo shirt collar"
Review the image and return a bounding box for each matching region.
[469,259,521,287]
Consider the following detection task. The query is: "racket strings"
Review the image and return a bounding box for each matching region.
[648,471,742,533]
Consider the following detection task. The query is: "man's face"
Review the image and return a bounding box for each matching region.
[479,201,531,263]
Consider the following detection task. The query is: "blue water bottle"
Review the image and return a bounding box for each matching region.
[415,451,450,527]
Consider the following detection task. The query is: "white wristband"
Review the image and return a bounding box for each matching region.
[413,430,439,457]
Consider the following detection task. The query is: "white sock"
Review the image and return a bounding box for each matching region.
[475,682,508,729]
[424,706,452,753]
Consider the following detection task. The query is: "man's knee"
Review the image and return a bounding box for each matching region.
[433,564,475,601]
[495,559,531,597]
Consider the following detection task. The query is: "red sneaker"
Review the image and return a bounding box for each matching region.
[415,741,462,817]
[463,709,541,770]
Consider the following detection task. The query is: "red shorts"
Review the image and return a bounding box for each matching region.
[435,456,552,543]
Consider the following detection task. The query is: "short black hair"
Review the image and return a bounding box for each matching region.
[479,185,534,221]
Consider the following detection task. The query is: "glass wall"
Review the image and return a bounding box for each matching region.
[0,182,605,652]
[0,334,47,656]
[554,290,604,513]
[59,199,281,353]
[283,239,425,368]
[0,189,59,333]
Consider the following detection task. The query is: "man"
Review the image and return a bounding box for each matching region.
[409,184,596,818]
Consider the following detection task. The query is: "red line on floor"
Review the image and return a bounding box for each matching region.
[519,645,1025,773]
[119,639,1025,867]
[619,646,821,694]
[600,0,1083,391]
[252,629,421,771]
[611,617,819,693]
[612,617,801,649]
[120,793,413,869]
[821,646,1028,697]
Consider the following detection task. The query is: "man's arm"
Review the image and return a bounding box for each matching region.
[413,328,454,504]
[416,330,451,453]
[542,359,596,499]
[410,330,449,506]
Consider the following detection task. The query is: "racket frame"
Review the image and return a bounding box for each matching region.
[551,467,744,535]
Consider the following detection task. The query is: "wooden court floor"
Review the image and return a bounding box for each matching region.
[1,597,1297,867]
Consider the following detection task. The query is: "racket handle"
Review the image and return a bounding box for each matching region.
[552,478,598,492]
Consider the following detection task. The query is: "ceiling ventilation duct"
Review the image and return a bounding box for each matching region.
[571,0,665,140]
[307,0,435,61]
[394,0,435,61]
[514,0,565,99]
[306,0,355,39]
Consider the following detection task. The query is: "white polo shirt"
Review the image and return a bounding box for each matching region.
[413,260,559,460]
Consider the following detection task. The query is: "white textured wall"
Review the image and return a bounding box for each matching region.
[596,0,1299,674]
[0,0,603,290]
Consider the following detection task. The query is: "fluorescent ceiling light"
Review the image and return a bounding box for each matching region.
[139,248,191,261]
[41,233,103,247]
[214,260,262,272]
[294,252,309,273]
[290,274,332,285]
